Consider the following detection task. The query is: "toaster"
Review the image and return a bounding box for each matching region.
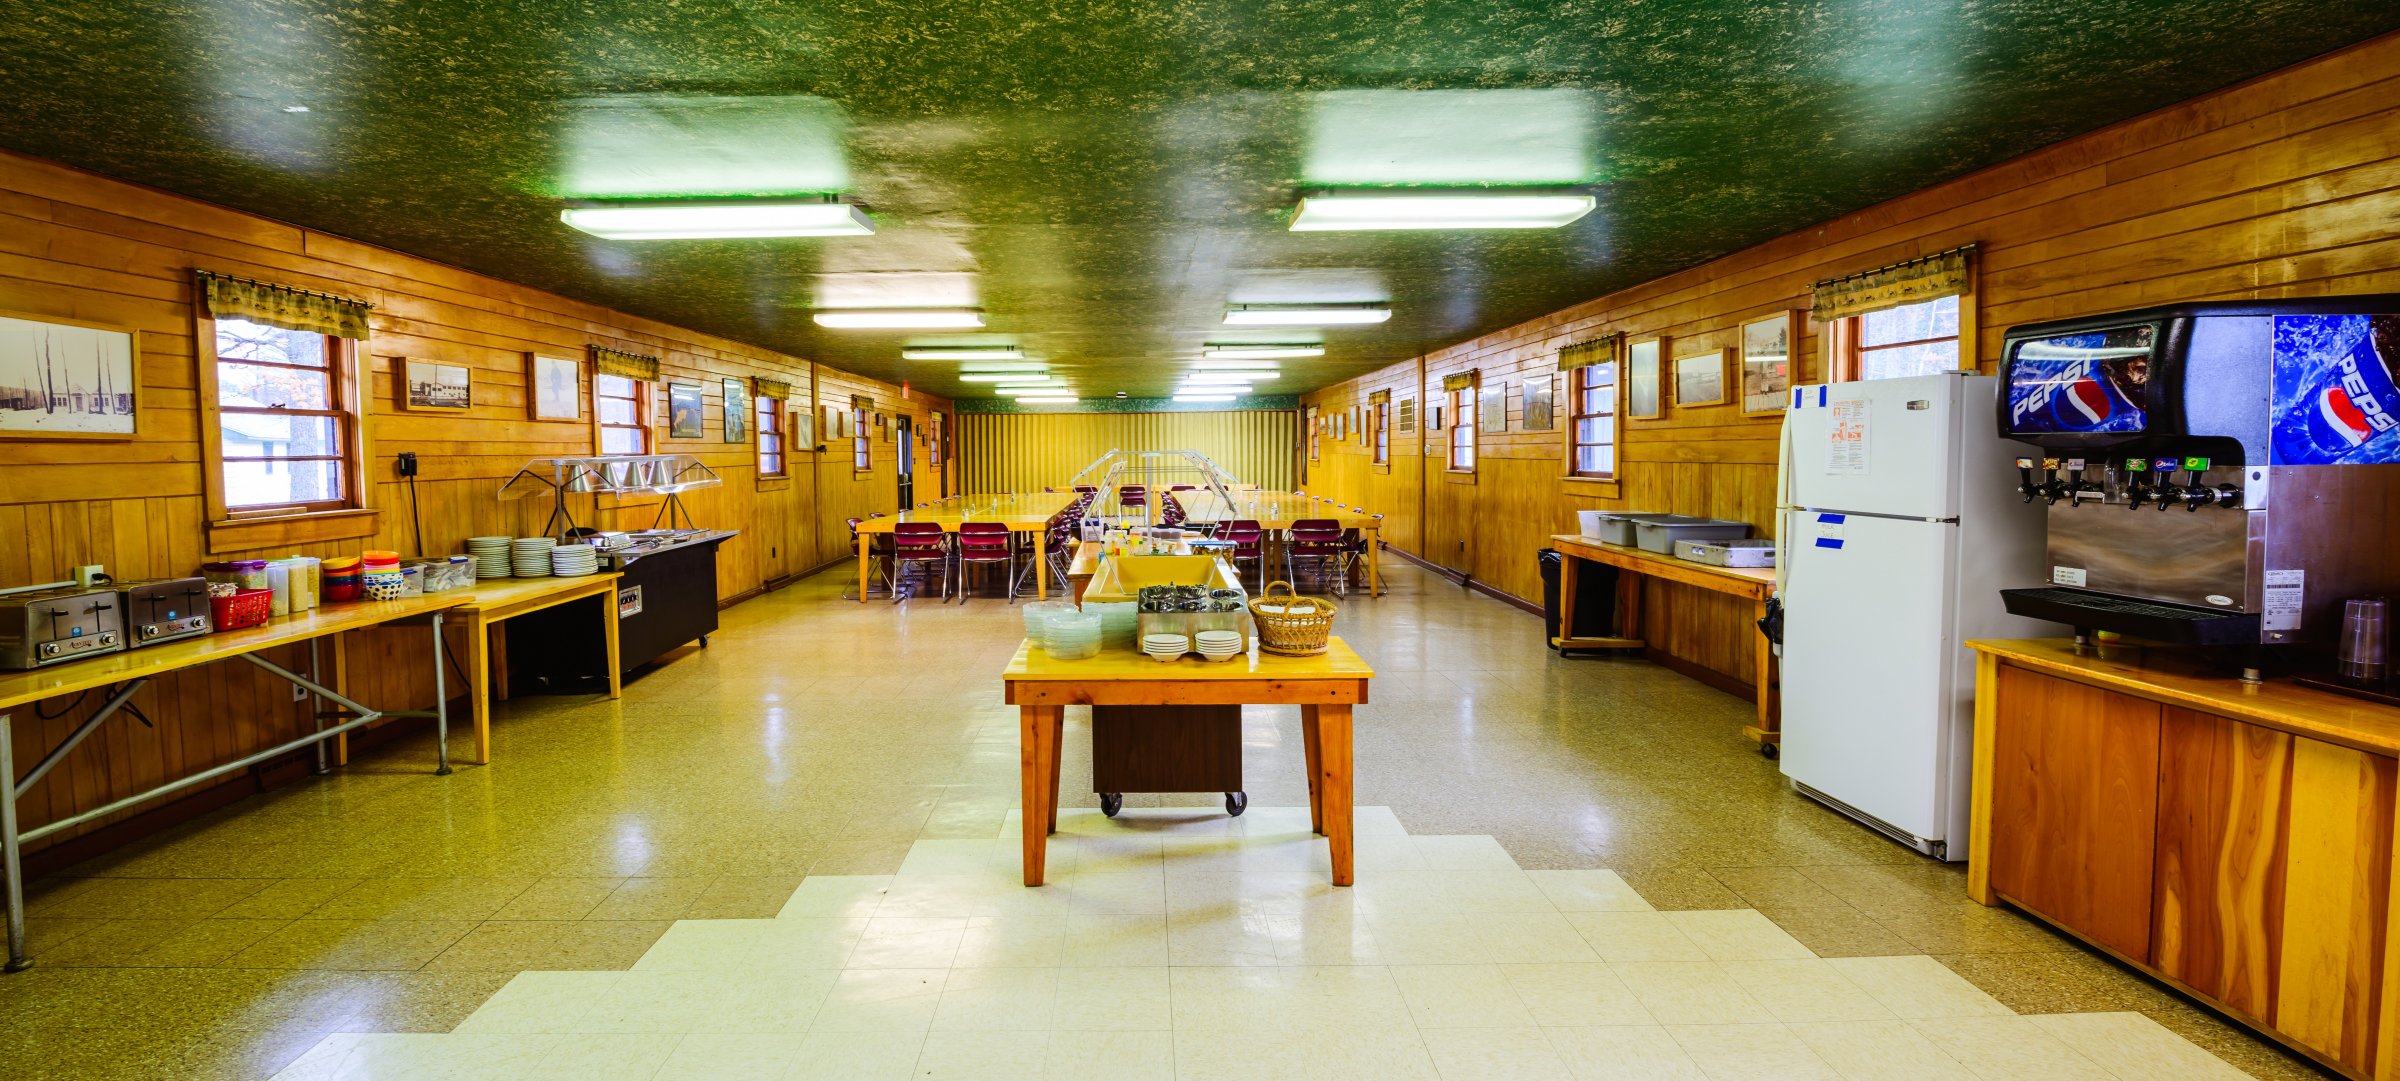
[0,586,126,669]
[116,576,212,647]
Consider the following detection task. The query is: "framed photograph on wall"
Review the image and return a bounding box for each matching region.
[792,408,815,449]
[1674,348,1728,408]
[1741,311,1799,415]
[402,358,471,411]
[1522,373,1555,430]
[1479,379,1508,433]
[1397,397,1415,433]
[528,353,580,421]
[1627,336,1665,419]
[722,377,749,442]
[667,381,704,438]
[0,311,139,439]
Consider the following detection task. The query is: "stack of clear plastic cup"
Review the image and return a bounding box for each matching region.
[1021,601,1061,651]
[1044,608,1104,660]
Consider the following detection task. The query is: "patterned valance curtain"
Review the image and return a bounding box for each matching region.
[1557,332,1623,372]
[752,376,792,400]
[591,346,659,381]
[195,270,372,339]
[1441,371,1478,392]
[850,394,874,410]
[1810,244,1976,322]
[1367,389,1390,405]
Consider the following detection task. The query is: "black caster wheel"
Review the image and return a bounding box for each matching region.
[1760,741,1779,760]
[1225,792,1248,816]
[1100,792,1123,817]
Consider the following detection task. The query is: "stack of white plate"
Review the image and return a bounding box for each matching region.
[466,536,513,579]
[550,544,599,577]
[1142,633,1190,662]
[1194,630,1245,662]
[511,537,556,577]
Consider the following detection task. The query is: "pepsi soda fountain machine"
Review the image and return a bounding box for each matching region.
[1993,297,2400,679]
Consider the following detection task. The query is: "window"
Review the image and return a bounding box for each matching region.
[1449,383,1476,471]
[596,373,650,454]
[212,318,355,513]
[1571,361,1618,479]
[756,395,785,477]
[1372,401,1389,465]
[852,407,870,471]
[1836,294,1961,382]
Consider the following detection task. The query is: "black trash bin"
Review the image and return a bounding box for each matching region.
[1538,547,1619,650]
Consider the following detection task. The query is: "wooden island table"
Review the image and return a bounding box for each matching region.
[1002,635,1374,886]
[1548,534,1780,749]
[853,493,1075,602]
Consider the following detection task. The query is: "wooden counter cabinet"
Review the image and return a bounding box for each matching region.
[1967,640,2400,1080]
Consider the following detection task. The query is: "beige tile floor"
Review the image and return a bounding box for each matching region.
[0,561,2337,1079]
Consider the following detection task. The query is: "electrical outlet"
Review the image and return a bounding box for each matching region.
[292,681,309,702]
[73,564,105,587]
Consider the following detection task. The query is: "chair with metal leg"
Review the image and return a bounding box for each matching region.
[890,522,952,603]
[955,522,1016,603]
[1286,518,1348,595]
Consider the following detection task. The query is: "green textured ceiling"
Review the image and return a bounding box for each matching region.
[2,2,2393,402]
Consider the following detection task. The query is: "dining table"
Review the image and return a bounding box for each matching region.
[1166,490,1385,595]
[851,492,1077,602]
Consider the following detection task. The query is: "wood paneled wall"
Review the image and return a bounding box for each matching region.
[957,410,1298,495]
[1303,32,2400,691]
[0,148,950,852]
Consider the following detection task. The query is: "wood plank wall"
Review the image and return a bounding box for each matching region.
[1301,32,2400,692]
[957,410,1299,496]
[0,148,951,853]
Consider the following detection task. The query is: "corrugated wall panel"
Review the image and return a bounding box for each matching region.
[959,410,1298,493]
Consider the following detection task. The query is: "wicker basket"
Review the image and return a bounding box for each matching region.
[1249,581,1335,656]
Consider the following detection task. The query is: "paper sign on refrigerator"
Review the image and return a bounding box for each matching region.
[1826,398,1870,475]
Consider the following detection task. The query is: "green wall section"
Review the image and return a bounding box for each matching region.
[956,396,1299,414]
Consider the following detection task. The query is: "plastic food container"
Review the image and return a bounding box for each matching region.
[1633,516,1752,554]
[202,559,272,592]
[1675,537,1777,567]
[1589,513,1681,546]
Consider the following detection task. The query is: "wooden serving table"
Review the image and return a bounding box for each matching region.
[1549,534,1779,747]
[1,592,471,971]
[853,493,1075,602]
[452,574,621,765]
[1169,491,1384,596]
[1965,638,2400,1080]
[1002,636,1374,886]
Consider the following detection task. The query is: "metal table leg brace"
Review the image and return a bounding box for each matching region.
[1,612,453,972]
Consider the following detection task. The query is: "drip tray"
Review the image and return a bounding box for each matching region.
[2001,587,2259,646]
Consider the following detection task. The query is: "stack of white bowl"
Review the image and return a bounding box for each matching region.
[467,536,513,578]
[1194,629,1244,662]
[1142,632,1190,662]
[550,543,599,577]
[511,537,556,576]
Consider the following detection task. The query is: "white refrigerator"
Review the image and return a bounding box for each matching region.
[1776,371,2056,861]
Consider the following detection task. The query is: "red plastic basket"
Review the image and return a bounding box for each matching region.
[210,589,272,631]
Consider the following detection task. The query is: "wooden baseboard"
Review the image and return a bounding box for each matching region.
[1467,577,1544,617]
[1644,647,1754,701]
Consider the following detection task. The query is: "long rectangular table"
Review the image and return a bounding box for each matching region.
[0,591,471,971]
[1167,490,1384,595]
[853,493,1076,601]
[454,574,622,765]
[1548,534,1779,749]
[1002,635,1373,886]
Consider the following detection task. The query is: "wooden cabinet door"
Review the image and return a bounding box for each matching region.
[2152,707,2290,1021]
[2273,736,2395,1073]
[1987,665,2162,961]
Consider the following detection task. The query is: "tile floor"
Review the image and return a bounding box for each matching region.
[0,562,2337,1079]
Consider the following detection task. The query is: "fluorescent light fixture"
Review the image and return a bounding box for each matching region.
[1173,393,1237,403]
[1290,189,1594,231]
[1224,304,1389,326]
[958,374,1054,383]
[1014,396,1078,404]
[813,308,984,329]
[1202,344,1322,359]
[901,345,1023,361]
[1192,361,1282,372]
[959,363,1048,374]
[560,199,875,239]
[1185,373,1265,385]
[1001,389,1076,399]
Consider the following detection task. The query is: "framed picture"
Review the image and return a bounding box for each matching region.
[1333,413,1346,440]
[528,353,579,421]
[402,358,471,411]
[1627,337,1665,419]
[1397,397,1416,433]
[0,311,139,439]
[1674,348,1728,408]
[1741,311,1799,415]
[1522,374,1555,430]
[667,381,704,438]
[1479,380,1508,433]
[792,409,815,449]
[722,377,749,442]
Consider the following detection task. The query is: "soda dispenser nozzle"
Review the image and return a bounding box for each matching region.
[2155,471,2186,511]
[2124,478,2154,510]
[2064,458,2098,507]
[2015,458,2049,504]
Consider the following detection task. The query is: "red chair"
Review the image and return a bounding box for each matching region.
[890,522,952,603]
[1017,521,1075,598]
[955,522,1016,602]
[1285,518,1348,595]
[1216,519,1268,592]
[844,517,894,599]
[1117,486,1147,513]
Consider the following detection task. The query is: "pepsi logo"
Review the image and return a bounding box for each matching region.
[2317,385,2374,447]
[2064,379,2112,425]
